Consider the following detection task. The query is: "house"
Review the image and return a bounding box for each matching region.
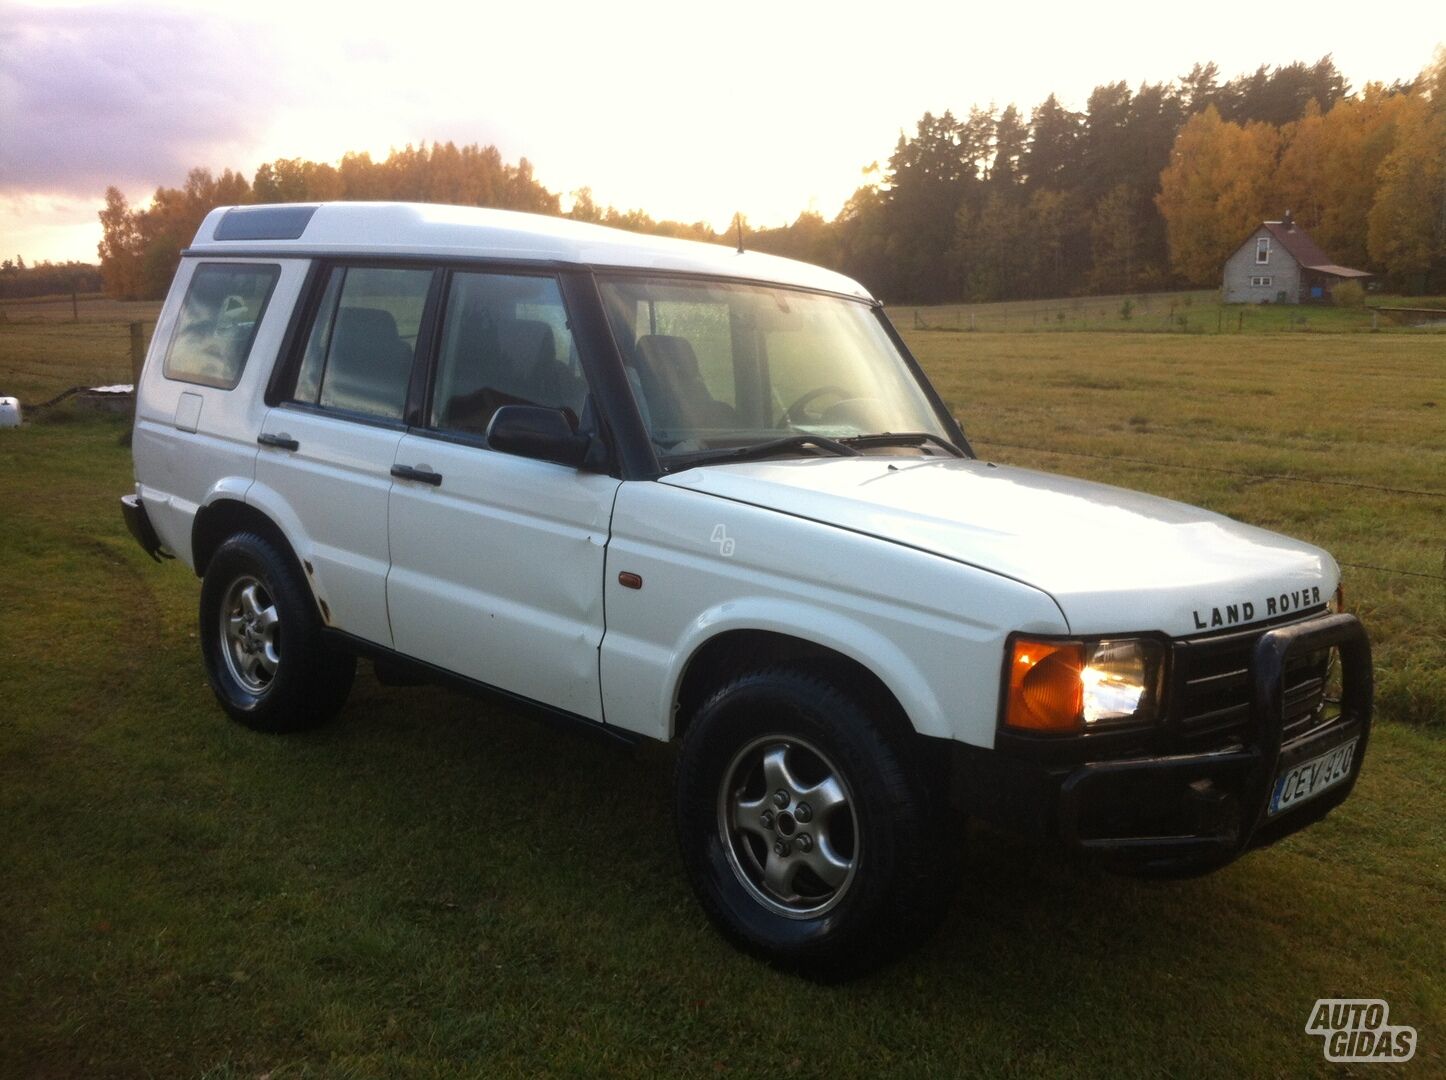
[1222,212,1371,304]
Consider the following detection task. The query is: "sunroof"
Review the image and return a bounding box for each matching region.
[214,205,319,242]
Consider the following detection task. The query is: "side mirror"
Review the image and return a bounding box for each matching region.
[487,405,591,468]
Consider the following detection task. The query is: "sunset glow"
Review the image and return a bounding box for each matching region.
[1,0,1439,263]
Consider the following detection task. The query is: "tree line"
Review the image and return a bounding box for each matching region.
[1,257,103,300]
[96,52,1444,303]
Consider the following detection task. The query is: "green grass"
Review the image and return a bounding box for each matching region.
[1,311,1443,1077]
[891,289,1446,335]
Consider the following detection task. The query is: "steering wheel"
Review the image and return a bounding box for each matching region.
[784,385,853,426]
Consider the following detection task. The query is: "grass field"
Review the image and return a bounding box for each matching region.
[1,296,1443,1076]
[0,296,163,403]
[890,289,1446,335]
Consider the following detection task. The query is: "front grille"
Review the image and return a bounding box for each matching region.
[1171,611,1333,745]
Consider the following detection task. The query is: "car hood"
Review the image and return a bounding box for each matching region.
[660,455,1338,637]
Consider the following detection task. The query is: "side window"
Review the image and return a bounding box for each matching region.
[291,266,433,420]
[164,262,280,389]
[430,273,588,438]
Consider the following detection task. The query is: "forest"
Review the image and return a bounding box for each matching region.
[93,53,1445,303]
[0,257,102,300]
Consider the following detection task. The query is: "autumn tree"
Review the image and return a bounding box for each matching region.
[1156,107,1280,284]
[98,187,143,299]
[1368,51,1446,290]
[93,53,1427,304]
[1276,88,1413,269]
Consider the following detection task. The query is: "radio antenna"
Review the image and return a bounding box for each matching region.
[735,213,744,254]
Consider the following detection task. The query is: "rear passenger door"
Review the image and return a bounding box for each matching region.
[255,264,438,648]
[385,270,620,720]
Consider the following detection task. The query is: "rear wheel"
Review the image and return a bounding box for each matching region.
[675,665,953,978]
[199,531,354,732]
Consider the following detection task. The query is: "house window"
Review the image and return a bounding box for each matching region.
[1256,237,1271,264]
[1251,275,1273,287]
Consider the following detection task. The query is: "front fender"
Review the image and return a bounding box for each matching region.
[667,597,949,740]
[599,481,1069,746]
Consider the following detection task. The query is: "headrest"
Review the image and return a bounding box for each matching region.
[333,307,402,350]
[496,319,556,367]
[635,334,702,381]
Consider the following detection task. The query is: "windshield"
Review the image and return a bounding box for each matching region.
[597,276,953,464]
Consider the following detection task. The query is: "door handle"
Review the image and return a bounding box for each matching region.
[257,433,299,451]
[391,464,443,486]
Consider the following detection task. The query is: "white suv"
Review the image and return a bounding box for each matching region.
[122,202,1372,975]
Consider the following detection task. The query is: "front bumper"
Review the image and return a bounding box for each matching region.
[957,613,1372,876]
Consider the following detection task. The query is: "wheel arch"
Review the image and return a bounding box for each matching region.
[673,628,922,745]
[193,498,285,575]
[190,499,328,625]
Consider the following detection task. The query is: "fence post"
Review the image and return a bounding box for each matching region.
[129,322,145,385]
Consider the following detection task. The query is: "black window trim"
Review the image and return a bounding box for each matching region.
[163,259,283,391]
[266,255,643,477]
[413,264,585,433]
[269,258,441,424]
[242,248,965,478]
[273,398,411,434]
[403,264,627,477]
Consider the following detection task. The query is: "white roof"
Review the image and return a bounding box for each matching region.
[189,202,873,301]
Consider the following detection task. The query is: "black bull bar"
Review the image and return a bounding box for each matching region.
[1057,613,1373,875]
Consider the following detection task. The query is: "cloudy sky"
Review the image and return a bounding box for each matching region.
[1,0,1440,264]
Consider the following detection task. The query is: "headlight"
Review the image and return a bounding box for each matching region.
[1004,637,1166,734]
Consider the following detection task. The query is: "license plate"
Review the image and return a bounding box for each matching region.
[1269,738,1358,816]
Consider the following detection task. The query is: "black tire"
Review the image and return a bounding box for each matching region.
[199,531,355,732]
[675,664,953,979]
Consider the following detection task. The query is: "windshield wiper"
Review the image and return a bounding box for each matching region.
[666,434,862,469]
[839,432,967,458]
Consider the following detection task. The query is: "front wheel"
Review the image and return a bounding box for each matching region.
[675,665,953,978]
[199,531,355,732]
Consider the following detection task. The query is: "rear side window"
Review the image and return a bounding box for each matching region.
[164,263,280,389]
[292,266,433,420]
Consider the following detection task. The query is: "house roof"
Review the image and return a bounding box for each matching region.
[1304,263,1372,279]
[189,202,874,300]
[1260,221,1370,278]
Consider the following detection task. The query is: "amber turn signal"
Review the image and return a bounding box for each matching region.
[1006,638,1086,733]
